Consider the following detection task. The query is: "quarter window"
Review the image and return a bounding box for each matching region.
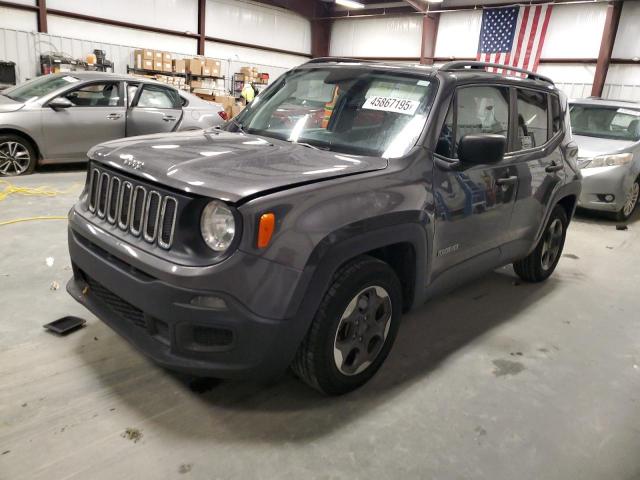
[136,85,181,109]
[64,82,121,107]
[550,94,562,135]
[516,89,548,150]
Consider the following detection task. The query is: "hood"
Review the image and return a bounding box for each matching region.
[89,130,388,203]
[573,134,637,158]
[0,94,24,113]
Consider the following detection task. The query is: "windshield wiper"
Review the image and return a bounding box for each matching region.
[228,117,247,134]
[292,141,330,151]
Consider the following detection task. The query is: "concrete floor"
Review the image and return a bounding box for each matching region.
[1,168,640,480]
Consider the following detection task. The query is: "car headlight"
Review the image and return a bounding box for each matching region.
[581,153,633,168]
[200,200,236,252]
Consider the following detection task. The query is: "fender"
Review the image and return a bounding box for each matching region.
[287,212,430,328]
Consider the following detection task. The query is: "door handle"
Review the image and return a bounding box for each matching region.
[545,162,563,173]
[106,113,122,120]
[163,115,176,122]
[496,175,518,186]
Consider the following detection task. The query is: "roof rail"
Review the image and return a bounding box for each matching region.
[303,57,382,65]
[439,61,554,85]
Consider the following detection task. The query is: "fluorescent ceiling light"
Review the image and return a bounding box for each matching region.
[336,0,365,9]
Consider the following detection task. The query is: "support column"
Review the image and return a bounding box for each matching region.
[197,0,206,56]
[591,0,622,97]
[420,13,439,65]
[36,0,47,33]
[311,19,331,58]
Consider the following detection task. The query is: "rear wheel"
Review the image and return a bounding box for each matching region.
[0,135,37,176]
[616,179,640,222]
[513,205,568,283]
[291,256,402,395]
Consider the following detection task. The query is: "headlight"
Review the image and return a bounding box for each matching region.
[200,200,236,252]
[581,153,633,168]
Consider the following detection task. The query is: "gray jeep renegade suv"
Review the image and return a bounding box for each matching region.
[67,59,581,395]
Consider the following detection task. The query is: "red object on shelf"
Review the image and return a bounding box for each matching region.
[218,110,228,121]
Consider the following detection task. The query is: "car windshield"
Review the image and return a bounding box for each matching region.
[570,104,640,141]
[232,67,436,158]
[3,75,80,103]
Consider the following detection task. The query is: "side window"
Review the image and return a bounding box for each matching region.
[136,85,181,109]
[437,86,509,158]
[64,82,121,107]
[516,89,548,150]
[550,94,562,135]
[127,83,140,107]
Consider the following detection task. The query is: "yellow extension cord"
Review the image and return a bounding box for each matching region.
[0,179,82,227]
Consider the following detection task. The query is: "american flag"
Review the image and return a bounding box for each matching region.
[477,4,553,75]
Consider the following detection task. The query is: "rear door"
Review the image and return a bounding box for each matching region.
[505,88,564,256]
[126,83,183,136]
[432,84,518,278]
[41,80,125,161]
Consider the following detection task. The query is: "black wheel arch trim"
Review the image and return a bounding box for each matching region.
[532,180,581,249]
[287,212,429,327]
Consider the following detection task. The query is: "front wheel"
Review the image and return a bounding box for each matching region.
[616,179,640,222]
[291,256,402,395]
[513,205,568,283]
[0,135,37,176]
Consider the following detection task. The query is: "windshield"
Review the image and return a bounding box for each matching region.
[570,104,640,142]
[232,67,436,158]
[3,75,80,103]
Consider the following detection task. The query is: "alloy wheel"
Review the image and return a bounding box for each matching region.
[333,285,393,376]
[622,182,640,218]
[541,218,563,271]
[0,141,31,176]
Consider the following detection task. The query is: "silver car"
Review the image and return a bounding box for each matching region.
[570,98,640,221]
[0,72,226,176]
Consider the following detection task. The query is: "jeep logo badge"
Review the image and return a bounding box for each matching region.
[123,158,144,170]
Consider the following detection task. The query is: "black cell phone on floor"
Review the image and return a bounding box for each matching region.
[43,316,86,335]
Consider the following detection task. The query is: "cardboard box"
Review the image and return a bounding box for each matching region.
[142,49,154,60]
[153,60,163,71]
[163,52,172,62]
[231,104,244,118]
[202,66,212,76]
[173,59,186,74]
[134,50,154,70]
[154,50,163,62]
[184,58,203,75]
[163,61,172,72]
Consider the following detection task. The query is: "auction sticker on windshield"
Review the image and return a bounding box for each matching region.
[363,96,420,115]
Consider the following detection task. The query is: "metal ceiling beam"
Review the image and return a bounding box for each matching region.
[249,0,328,19]
[404,0,426,13]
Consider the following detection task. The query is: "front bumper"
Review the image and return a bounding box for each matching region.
[67,209,306,380]
[577,165,633,212]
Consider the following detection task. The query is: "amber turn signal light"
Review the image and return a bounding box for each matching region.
[257,213,275,248]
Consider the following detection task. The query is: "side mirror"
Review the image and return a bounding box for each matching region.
[48,97,74,110]
[458,134,506,165]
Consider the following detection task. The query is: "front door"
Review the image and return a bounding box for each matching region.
[432,85,518,279]
[126,84,183,137]
[41,81,125,161]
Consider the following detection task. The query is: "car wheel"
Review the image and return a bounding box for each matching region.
[291,255,402,395]
[0,135,37,176]
[513,204,568,283]
[616,179,640,222]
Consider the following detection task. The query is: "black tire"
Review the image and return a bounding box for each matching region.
[291,255,402,395]
[513,204,568,283]
[0,134,37,176]
[615,179,640,222]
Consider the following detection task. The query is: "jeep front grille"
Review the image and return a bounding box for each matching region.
[87,167,177,249]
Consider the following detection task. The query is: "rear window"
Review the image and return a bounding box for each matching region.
[570,105,640,141]
[515,89,548,150]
